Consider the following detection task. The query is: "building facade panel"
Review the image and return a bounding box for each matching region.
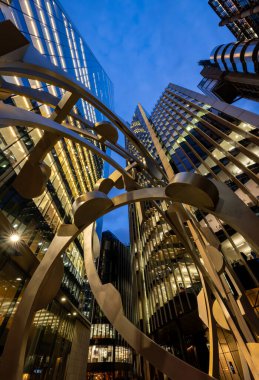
[199,1,259,102]
[129,83,259,379]
[87,231,135,380]
[0,2,114,378]
[128,105,210,375]
[208,0,259,40]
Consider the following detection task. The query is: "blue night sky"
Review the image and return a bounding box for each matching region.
[62,0,258,244]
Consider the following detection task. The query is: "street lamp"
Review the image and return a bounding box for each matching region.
[9,233,20,243]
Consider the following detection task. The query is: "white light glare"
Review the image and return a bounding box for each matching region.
[9,233,20,243]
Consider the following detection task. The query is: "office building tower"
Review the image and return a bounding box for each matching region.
[128,106,209,376]
[141,83,259,268]
[198,40,259,103]
[199,1,259,102]
[130,106,158,162]
[87,231,134,380]
[208,0,259,40]
[0,0,113,377]
[129,83,259,379]
[0,0,113,117]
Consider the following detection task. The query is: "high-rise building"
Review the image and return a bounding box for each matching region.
[87,231,135,380]
[139,83,259,270]
[128,105,210,376]
[208,0,259,40]
[129,83,259,379]
[0,1,113,378]
[198,41,259,103]
[199,1,259,102]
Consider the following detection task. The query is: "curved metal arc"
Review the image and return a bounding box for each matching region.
[0,81,162,186]
[63,115,160,184]
[0,190,116,379]
[1,175,259,378]
[83,184,259,376]
[197,276,219,378]
[0,77,59,107]
[86,181,259,252]
[0,227,74,380]
[0,78,96,132]
[0,102,163,196]
[0,48,166,181]
[111,187,171,207]
[65,123,157,183]
[0,80,166,185]
[0,79,150,178]
[0,102,132,180]
[166,173,259,252]
[84,223,216,380]
[1,23,258,379]
[64,124,163,188]
[108,142,166,186]
[0,186,186,379]
[166,207,259,377]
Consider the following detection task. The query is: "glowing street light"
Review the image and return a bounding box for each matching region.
[9,233,20,243]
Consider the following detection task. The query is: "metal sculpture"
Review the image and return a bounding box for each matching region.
[0,20,258,380]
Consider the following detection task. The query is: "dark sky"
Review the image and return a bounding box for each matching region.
[62,0,258,244]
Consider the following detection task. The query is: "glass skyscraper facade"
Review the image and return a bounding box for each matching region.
[0,0,113,118]
[136,83,259,268]
[208,0,259,40]
[87,231,135,380]
[128,106,209,376]
[129,83,259,379]
[0,1,113,378]
[199,1,259,102]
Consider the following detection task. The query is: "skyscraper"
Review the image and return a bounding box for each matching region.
[208,0,259,40]
[198,40,259,103]
[129,83,259,379]
[0,1,113,378]
[199,1,259,102]
[87,231,135,380]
